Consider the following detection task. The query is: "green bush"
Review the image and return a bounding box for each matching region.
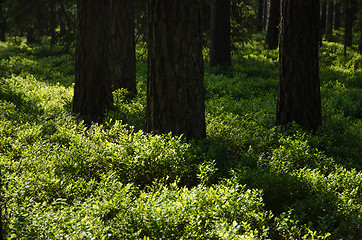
[1,36,361,239]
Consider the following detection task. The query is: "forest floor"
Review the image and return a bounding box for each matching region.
[0,34,361,239]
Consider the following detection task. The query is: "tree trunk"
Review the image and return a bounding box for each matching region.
[277,0,322,131]
[0,0,6,42]
[50,1,57,47]
[326,0,334,41]
[334,2,341,29]
[320,1,326,45]
[263,0,268,29]
[26,27,36,44]
[344,0,355,52]
[257,0,264,31]
[358,25,362,54]
[210,0,231,68]
[59,6,66,37]
[147,0,206,140]
[73,0,113,122]
[265,0,280,49]
[107,0,137,94]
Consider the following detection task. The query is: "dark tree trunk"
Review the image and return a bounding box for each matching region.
[334,2,341,29]
[26,27,36,44]
[320,1,326,45]
[50,1,57,46]
[265,0,280,49]
[0,24,4,42]
[344,0,355,53]
[326,0,334,41]
[147,0,206,140]
[277,0,322,131]
[210,0,231,68]
[257,0,264,31]
[263,0,268,29]
[107,0,137,94]
[59,6,66,37]
[73,0,113,122]
[358,25,362,54]
[0,0,6,42]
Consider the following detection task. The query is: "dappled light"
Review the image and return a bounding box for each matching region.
[0,1,361,239]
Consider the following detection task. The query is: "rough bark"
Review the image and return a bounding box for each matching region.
[73,0,113,122]
[326,0,334,41]
[210,0,231,68]
[107,0,137,94]
[147,0,206,140]
[265,0,280,49]
[277,0,322,131]
[73,0,136,121]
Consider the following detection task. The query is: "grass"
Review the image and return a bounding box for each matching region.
[0,36,361,239]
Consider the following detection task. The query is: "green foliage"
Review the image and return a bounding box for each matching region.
[230,0,256,47]
[1,37,361,239]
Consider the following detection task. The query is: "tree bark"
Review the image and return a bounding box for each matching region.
[107,0,137,94]
[344,0,355,52]
[26,27,37,44]
[263,0,268,29]
[265,0,280,49]
[358,25,362,54]
[277,0,322,131]
[257,0,264,31]
[59,6,66,37]
[73,0,113,122]
[0,0,6,42]
[50,1,57,47]
[320,1,326,45]
[210,0,231,68]
[334,2,341,29]
[326,0,334,41]
[147,0,206,140]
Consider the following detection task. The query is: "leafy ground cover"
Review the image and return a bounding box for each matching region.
[0,36,361,239]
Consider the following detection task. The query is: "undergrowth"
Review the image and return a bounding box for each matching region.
[0,37,361,239]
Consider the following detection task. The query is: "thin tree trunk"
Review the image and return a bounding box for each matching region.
[320,1,327,45]
[210,0,231,68]
[334,2,341,29]
[358,24,362,53]
[50,1,57,46]
[326,0,334,41]
[344,0,355,54]
[265,0,280,49]
[257,0,264,31]
[59,7,66,37]
[147,0,206,140]
[277,0,322,131]
[0,0,6,42]
[263,0,268,29]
